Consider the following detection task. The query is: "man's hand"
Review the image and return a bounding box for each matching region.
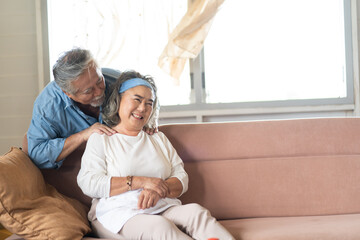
[143,126,158,135]
[81,123,117,141]
[138,189,161,209]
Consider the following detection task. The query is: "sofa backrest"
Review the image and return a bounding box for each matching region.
[159,118,360,220]
[40,143,91,207]
[39,118,360,220]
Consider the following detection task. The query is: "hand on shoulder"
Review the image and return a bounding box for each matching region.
[82,123,117,141]
[143,126,158,135]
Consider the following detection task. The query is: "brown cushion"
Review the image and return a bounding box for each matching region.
[0,147,91,240]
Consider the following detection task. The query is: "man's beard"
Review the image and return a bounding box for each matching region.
[90,94,105,107]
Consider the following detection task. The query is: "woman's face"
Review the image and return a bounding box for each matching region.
[117,85,154,134]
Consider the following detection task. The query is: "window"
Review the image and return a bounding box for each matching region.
[47,0,355,120]
[204,0,348,104]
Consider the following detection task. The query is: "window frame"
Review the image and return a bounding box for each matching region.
[40,0,358,122]
[159,0,356,121]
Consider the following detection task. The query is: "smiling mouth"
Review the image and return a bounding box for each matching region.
[132,113,143,120]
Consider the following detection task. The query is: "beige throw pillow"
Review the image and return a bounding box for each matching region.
[0,147,91,240]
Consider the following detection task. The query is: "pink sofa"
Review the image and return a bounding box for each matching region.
[8,118,360,239]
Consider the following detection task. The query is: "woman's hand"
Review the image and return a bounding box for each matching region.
[110,176,169,197]
[137,177,169,198]
[138,189,161,209]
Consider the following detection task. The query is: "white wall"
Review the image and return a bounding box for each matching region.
[0,0,360,154]
[0,0,39,154]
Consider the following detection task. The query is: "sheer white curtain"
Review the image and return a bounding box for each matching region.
[48,0,224,104]
[49,0,192,105]
[158,0,225,80]
[49,0,187,77]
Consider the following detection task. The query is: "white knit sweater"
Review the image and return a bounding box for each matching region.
[77,131,189,233]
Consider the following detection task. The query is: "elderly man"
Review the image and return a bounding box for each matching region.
[27,48,120,169]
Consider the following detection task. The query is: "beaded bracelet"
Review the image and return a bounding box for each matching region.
[126,176,133,191]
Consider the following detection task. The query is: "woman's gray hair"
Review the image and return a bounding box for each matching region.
[102,70,159,129]
[53,48,98,94]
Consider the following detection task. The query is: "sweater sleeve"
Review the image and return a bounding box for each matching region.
[77,133,112,198]
[158,132,189,196]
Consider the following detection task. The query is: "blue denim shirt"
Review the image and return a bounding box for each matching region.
[27,68,120,169]
[27,81,100,169]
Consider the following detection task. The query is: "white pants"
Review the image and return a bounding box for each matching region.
[91,203,235,240]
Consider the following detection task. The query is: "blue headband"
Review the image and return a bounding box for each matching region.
[119,78,154,93]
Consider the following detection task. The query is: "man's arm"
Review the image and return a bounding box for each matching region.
[56,123,116,161]
[28,116,115,169]
[27,116,66,169]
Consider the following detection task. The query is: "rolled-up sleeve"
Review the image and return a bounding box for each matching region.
[27,115,65,169]
[158,132,189,196]
[27,81,98,169]
[77,133,112,198]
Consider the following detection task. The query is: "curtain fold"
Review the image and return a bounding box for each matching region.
[158,0,225,80]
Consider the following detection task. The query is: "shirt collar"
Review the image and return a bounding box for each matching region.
[63,91,77,110]
[54,80,106,122]
[52,81,78,110]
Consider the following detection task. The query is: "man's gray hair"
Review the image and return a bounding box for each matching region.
[53,48,98,94]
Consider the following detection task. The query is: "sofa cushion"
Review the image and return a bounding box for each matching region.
[180,155,360,220]
[220,213,360,240]
[0,147,91,240]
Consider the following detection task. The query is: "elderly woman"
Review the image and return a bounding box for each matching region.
[77,70,235,240]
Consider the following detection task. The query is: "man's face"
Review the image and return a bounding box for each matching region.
[64,66,106,107]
